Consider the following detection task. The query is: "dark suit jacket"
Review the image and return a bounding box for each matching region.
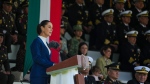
[30,37,54,84]
[127,79,150,84]
[85,76,97,84]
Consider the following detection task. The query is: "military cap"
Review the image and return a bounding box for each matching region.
[126,30,138,37]
[87,56,93,64]
[120,10,132,17]
[133,0,145,3]
[114,0,126,3]
[134,66,150,74]
[105,62,120,70]
[137,10,149,18]
[73,25,83,31]
[3,0,13,5]
[21,1,29,7]
[102,9,114,16]
[144,30,150,36]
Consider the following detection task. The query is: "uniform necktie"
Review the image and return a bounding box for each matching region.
[128,0,131,9]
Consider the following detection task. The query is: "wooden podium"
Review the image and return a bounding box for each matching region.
[46,55,89,84]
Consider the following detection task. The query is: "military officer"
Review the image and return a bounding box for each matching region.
[0,0,18,53]
[103,62,122,84]
[130,0,145,27]
[68,0,88,27]
[16,0,28,38]
[60,24,68,56]
[61,2,74,37]
[113,0,126,24]
[0,30,15,84]
[127,66,150,84]
[116,10,134,49]
[68,25,84,57]
[119,30,141,72]
[88,0,106,26]
[135,10,150,49]
[95,9,118,52]
[141,30,150,67]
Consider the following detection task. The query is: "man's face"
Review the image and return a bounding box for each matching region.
[3,3,12,13]
[96,0,104,5]
[135,73,148,83]
[108,69,119,80]
[115,2,124,10]
[139,16,149,25]
[128,36,137,45]
[122,16,131,24]
[76,0,84,4]
[104,15,114,23]
[134,1,144,10]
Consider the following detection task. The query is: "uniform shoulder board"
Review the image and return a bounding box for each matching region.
[63,16,68,20]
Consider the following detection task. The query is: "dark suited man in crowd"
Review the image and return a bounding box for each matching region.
[119,30,141,74]
[113,0,126,24]
[127,66,150,84]
[116,10,134,51]
[95,9,118,53]
[0,0,18,53]
[103,62,122,84]
[0,30,15,84]
[78,56,97,84]
[136,10,150,49]
[130,0,145,27]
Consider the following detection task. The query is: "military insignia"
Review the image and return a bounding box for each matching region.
[24,25,26,29]
[0,19,2,24]
[14,1,18,8]
[95,19,100,25]
[10,16,14,22]
[77,21,82,25]
[142,67,146,71]
[116,65,119,69]
[129,57,134,63]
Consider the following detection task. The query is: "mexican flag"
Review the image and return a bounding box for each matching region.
[23,0,62,77]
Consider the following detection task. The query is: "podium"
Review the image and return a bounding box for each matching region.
[46,55,89,84]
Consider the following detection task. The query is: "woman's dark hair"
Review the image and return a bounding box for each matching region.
[100,45,111,56]
[37,20,50,35]
[78,42,88,55]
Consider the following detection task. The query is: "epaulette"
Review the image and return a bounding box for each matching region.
[63,16,68,20]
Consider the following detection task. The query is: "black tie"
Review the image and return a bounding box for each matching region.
[84,77,88,83]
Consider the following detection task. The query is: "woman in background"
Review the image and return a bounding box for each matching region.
[78,42,88,56]
[95,45,112,79]
[30,20,55,84]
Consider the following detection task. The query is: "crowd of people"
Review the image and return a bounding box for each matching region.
[0,0,150,84]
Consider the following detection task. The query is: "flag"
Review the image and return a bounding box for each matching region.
[23,0,61,77]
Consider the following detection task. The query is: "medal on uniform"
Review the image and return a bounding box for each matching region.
[24,25,26,29]
[131,49,134,52]
[78,11,82,14]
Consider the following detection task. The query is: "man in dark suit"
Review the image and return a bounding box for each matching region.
[78,56,97,84]
[127,66,150,84]
[95,9,118,52]
[119,30,141,73]
[136,10,150,49]
[103,62,122,84]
